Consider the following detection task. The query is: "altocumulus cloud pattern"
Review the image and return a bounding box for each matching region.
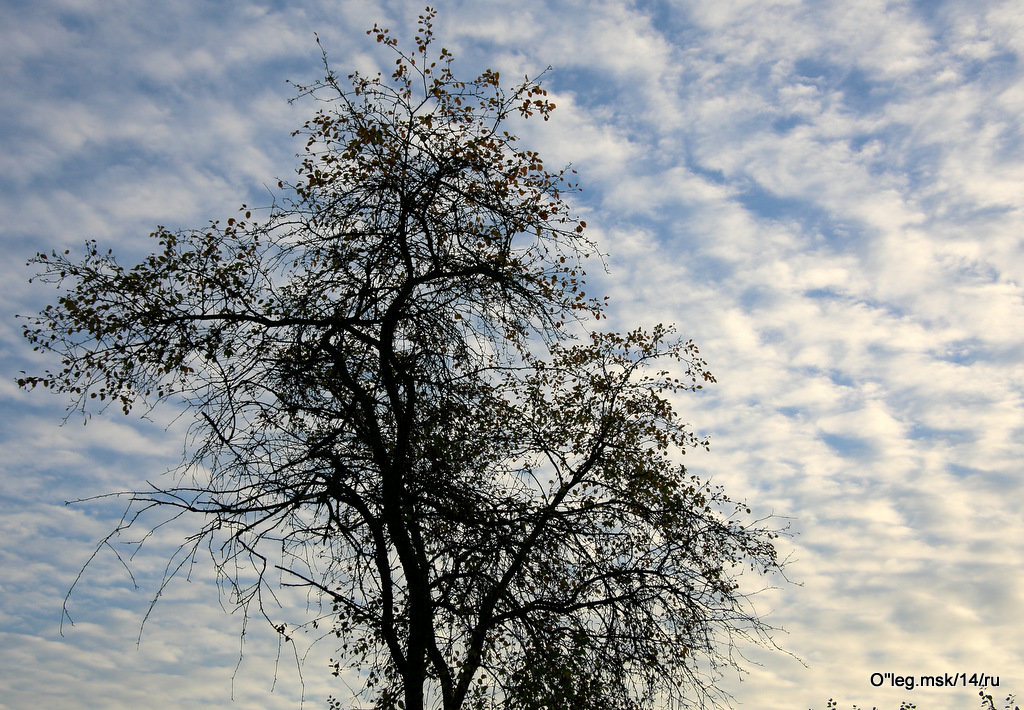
[2,2,1023,709]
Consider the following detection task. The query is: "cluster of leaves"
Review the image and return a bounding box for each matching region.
[811,690,1018,710]
[21,8,782,710]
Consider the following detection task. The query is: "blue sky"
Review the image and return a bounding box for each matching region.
[2,1,1023,708]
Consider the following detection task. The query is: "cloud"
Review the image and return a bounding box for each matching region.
[3,1,1024,709]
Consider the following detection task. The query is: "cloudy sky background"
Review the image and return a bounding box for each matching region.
[2,1,1023,708]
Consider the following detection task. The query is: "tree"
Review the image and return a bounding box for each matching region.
[20,9,782,710]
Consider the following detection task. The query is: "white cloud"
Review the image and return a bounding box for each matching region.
[3,0,1024,708]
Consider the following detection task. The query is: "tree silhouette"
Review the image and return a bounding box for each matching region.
[20,8,782,709]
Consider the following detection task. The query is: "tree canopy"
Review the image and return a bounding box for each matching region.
[20,9,783,710]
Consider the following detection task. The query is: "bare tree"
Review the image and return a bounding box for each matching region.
[20,9,783,709]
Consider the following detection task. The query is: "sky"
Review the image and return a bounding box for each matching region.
[2,1,1023,709]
